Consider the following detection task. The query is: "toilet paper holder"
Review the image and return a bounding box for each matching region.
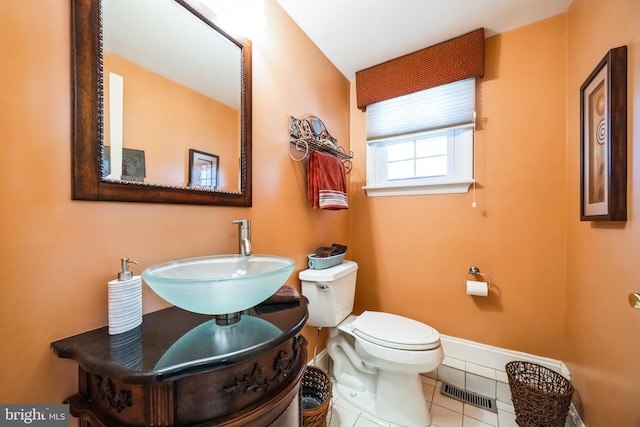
[467,266,492,289]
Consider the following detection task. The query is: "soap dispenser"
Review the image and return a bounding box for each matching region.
[108,258,143,335]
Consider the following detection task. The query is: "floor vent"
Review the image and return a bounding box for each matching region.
[440,383,498,413]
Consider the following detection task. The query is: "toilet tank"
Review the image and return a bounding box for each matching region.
[300,261,358,327]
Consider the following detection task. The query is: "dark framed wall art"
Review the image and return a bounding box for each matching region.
[580,45,627,221]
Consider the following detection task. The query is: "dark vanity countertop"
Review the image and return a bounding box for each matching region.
[51,300,308,384]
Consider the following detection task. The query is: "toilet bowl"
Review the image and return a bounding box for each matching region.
[300,261,444,427]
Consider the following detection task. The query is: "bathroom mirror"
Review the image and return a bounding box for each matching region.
[71,0,252,206]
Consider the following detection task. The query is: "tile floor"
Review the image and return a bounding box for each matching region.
[326,375,518,427]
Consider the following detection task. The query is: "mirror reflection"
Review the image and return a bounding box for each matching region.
[103,0,241,192]
[154,316,282,369]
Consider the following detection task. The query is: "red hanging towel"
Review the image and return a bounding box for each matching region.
[307,150,349,210]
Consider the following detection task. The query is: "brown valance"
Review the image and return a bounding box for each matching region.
[355,28,485,111]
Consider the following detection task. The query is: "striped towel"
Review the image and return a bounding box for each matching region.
[308,150,348,210]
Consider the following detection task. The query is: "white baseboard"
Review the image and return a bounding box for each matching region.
[307,348,329,372]
[568,404,587,427]
[440,334,571,379]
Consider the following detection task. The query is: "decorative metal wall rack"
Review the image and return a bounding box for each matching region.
[289,115,353,173]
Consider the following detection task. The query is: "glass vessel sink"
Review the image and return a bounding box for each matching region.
[142,255,296,315]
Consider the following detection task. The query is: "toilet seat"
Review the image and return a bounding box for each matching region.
[351,311,440,350]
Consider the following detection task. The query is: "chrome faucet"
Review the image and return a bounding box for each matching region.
[232,219,252,256]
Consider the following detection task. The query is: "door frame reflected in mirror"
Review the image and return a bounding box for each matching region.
[71,0,252,206]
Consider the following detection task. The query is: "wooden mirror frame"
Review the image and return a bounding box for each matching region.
[71,0,252,206]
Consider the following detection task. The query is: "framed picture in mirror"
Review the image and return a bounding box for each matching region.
[102,146,146,183]
[189,149,219,189]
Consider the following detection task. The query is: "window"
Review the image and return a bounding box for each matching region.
[364,78,475,197]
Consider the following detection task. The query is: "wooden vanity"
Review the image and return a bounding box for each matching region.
[51,301,308,426]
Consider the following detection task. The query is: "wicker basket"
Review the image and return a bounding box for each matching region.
[505,361,574,427]
[301,366,332,427]
[308,253,345,270]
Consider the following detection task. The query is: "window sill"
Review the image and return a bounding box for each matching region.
[363,179,474,197]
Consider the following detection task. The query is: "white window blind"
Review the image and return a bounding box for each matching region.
[366,78,475,140]
[364,78,476,197]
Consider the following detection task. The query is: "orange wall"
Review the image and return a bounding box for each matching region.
[350,16,569,358]
[104,54,240,189]
[565,0,640,425]
[0,0,349,411]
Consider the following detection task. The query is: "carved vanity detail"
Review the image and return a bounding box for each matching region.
[52,302,308,426]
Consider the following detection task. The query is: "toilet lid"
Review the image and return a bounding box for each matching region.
[351,311,440,350]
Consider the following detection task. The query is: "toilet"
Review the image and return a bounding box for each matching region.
[300,261,444,427]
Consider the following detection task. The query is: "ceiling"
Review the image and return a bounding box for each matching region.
[276,0,572,81]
